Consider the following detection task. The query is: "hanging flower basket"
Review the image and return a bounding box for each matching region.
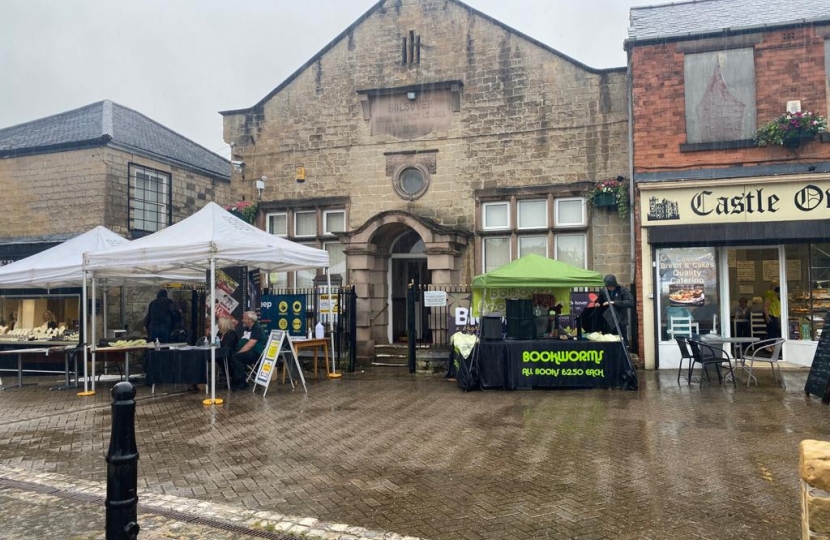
[593,192,617,208]
[587,177,629,219]
[755,111,827,152]
[223,201,258,224]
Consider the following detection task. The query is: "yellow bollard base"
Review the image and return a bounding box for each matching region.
[77,390,96,396]
[202,398,224,406]
[327,373,343,379]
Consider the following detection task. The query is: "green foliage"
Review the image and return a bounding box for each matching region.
[223,201,258,224]
[755,111,827,149]
[587,177,630,220]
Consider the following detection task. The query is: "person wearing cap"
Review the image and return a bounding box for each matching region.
[601,274,635,342]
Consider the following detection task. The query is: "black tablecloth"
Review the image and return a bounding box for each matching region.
[145,348,229,386]
[478,339,635,390]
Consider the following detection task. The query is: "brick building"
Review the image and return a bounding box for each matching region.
[221,0,631,359]
[0,100,231,333]
[626,0,830,369]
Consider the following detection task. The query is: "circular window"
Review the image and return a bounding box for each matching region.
[392,163,430,200]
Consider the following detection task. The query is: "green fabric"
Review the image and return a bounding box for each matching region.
[471,254,605,317]
[472,254,605,289]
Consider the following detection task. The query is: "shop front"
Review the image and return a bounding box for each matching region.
[639,174,830,369]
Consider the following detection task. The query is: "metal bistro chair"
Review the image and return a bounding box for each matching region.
[742,337,786,387]
[674,337,695,384]
[687,339,737,388]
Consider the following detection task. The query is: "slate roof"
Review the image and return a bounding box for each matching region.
[0,101,229,180]
[628,0,830,43]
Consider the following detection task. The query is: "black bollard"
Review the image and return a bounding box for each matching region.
[106,382,140,540]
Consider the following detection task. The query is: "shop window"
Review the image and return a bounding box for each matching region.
[266,212,287,236]
[657,247,718,341]
[517,200,546,229]
[323,210,345,235]
[483,237,510,273]
[554,234,586,269]
[129,164,170,234]
[519,235,547,258]
[684,48,756,144]
[483,202,509,230]
[294,211,317,237]
[554,198,586,228]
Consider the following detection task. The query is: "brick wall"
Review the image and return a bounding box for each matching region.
[631,25,830,174]
[224,0,631,282]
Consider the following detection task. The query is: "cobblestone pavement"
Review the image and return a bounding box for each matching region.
[0,366,826,539]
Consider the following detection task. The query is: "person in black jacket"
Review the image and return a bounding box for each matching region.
[601,274,635,342]
[144,289,177,343]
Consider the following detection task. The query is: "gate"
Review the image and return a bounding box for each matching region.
[264,285,357,373]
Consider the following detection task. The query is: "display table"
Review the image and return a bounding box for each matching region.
[478,339,634,390]
[144,347,231,393]
[0,341,81,389]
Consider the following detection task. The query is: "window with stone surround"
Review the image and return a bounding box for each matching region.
[129,164,170,235]
[265,206,347,288]
[478,196,588,272]
[683,48,756,144]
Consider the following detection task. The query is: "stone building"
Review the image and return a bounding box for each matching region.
[221,0,630,360]
[627,0,830,369]
[0,100,231,333]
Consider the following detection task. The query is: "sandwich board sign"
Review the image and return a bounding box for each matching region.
[252,330,306,396]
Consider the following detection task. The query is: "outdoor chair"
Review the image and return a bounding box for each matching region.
[687,339,737,388]
[750,312,768,339]
[742,337,786,387]
[667,315,699,338]
[674,337,694,384]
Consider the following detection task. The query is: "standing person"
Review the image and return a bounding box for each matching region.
[764,282,781,339]
[601,274,635,343]
[143,289,177,343]
[42,310,58,330]
[231,311,265,391]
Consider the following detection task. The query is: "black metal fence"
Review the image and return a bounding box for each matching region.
[264,286,357,372]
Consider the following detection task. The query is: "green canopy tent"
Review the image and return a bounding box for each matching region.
[471,254,604,316]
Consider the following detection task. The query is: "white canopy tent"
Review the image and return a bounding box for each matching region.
[83,202,332,403]
[0,226,199,393]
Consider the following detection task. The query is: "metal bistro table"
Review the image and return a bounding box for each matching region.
[700,334,760,379]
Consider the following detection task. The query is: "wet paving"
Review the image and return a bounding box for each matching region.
[0,366,827,539]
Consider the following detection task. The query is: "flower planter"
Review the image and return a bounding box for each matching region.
[593,192,617,208]
[783,134,815,150]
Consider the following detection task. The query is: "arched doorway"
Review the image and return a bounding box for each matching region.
[388,230,430,343]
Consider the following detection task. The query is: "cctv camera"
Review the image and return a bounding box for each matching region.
[230,160,244,167]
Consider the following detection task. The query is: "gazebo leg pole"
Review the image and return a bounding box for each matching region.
[203,256,222,406]
[78,270,94,396]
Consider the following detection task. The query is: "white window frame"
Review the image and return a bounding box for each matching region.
[483,236,511,273]
[517,199,547,230]
[554,198,587,228]
[518,235,548,258]
[294,242,318,288]
[324,241,347,277]
[482,202,510,230]
[294,211,317,238]
[554,233,588,269]
[266,212,288,236]
[323,209,346,236]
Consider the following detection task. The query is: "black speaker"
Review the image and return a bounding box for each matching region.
[506,317,535,340]
[506,299,533,319]
[481,316,503,340]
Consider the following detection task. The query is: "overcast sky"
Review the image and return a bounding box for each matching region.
[0,0,643,158]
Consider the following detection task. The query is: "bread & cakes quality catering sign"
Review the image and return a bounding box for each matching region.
[640,176,830,226]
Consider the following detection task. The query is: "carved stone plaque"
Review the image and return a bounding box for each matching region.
[370,91,453,139]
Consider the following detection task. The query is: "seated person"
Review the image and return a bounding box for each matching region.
[231,311,266,391]
[218,316,240,351]
[733,298,750,337]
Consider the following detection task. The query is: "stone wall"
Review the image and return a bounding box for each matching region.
[801,439,830,539]
[223,0,631,280]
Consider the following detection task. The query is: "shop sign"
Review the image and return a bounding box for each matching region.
[642,178,830,226]
[657,247,718,339]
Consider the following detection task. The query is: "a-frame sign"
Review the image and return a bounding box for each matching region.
[251,330,306,396]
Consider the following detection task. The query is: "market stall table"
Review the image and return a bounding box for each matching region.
[144,346,231,394]
[0,341,81,389]
[478,338,633,390]
[92,342,186,382]
[290,337,330,379]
